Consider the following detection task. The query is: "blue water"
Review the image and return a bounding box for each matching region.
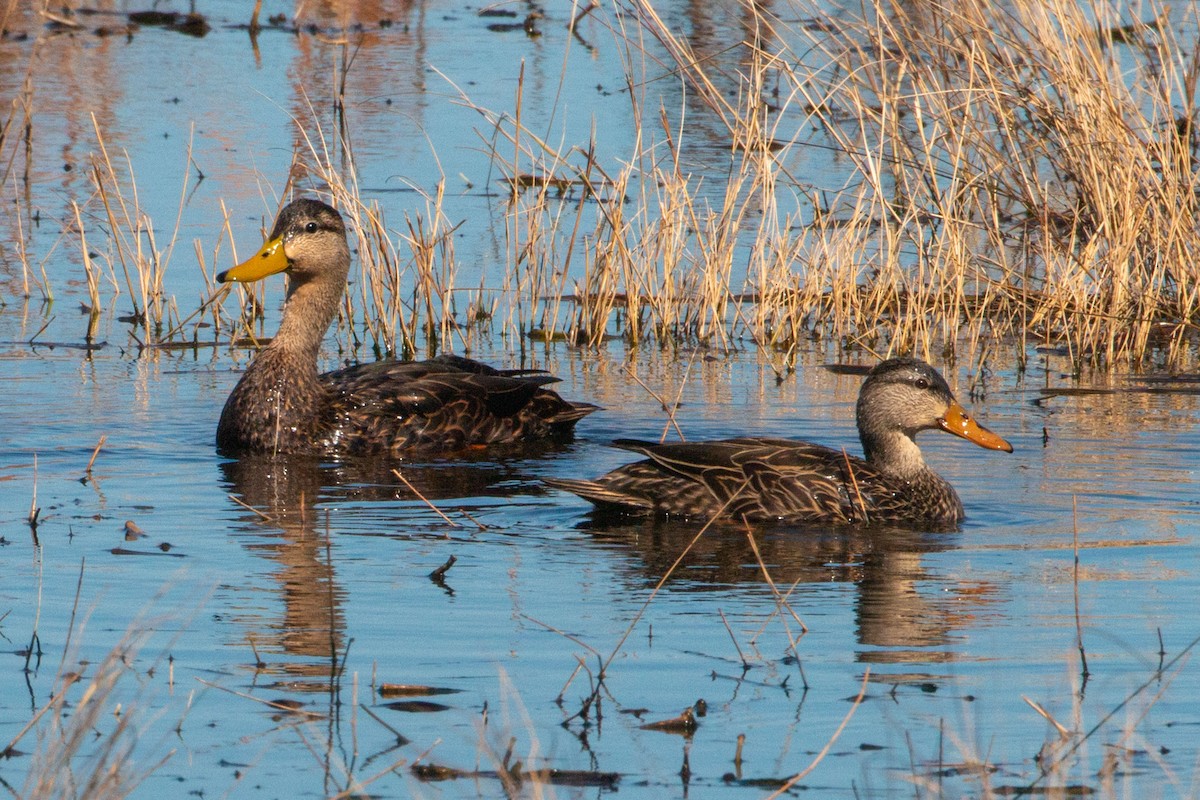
[2,2,1200,799]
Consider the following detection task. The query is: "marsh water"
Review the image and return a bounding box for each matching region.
[3,2,1200,798]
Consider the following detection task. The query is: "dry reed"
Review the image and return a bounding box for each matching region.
[13,0,1200,372]
[386,0,1200,370]
[8,0,1164,374]
[616,0,1200,369]
[19,634,173,800]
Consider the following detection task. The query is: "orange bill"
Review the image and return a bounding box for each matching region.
[938,401,1013,452]
[217,235,289,283]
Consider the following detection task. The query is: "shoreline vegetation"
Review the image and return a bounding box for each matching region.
[5,0,1200,374]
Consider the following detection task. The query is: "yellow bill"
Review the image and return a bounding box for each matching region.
[938,401,1013,452]
[217,235,289,283]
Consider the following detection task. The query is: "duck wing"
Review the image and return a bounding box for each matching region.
[421,353,559,379]
[419,355,601,425]
[548,437,904,523]
[321,358,597,453]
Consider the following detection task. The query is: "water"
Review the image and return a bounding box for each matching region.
[3,2,1200,799]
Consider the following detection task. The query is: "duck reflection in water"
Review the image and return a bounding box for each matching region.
[581,516,997,662]
[219,451,557,689]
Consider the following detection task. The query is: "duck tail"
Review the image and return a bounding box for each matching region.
[543,477,654,512]
[549,402,602,425]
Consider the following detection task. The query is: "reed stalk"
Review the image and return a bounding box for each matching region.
[422,0,1195,368]
[121,0,1200,370]
[20,626,174,800]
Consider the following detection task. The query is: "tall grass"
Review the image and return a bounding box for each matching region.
[11,0,1200,372]
[2,106,206,346]
[13,612,178,800]
[69,115,200,345]
[382,0,1200,371]
[623,0,1200,369]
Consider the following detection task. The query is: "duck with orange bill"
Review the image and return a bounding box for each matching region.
[544,358,1011,527]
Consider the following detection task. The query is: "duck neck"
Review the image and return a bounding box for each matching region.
[269,276,341,364]
[217,277,338,455]
[859,428,927,479]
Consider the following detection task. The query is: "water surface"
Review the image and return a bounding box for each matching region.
[2,2,1200,799]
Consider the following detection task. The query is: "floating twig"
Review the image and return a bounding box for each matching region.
[28,454,39,539]
[393,469,459,529]
[717,608,750,669]
[84,435,106,479]
[640,707,698,735]
[1022,695,1071,739]
[194,678,327,718]
[428,555,456,581]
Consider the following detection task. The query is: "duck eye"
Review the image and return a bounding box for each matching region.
[915,378,929,390]
[304,222,319,234]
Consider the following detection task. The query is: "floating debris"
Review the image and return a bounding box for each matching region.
[269,698,306,713]
[127,10,211,37]
[110,547,185,558]
[1104,15,1164,45]
[378,684,461,698]
[639,707,699,735]
[722,773,796,789]
[411,763,465,781]
[412,761,619,788]
[503,173,576,196]
[262,698,326,719]
[1039,384,1200,399]
[428,555,456,581]
[485,12,542,35]
[992,784,1095,796]
[526,329,569,343]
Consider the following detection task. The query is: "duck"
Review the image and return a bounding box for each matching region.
[544,358,1011,527]
[216,198,598,456]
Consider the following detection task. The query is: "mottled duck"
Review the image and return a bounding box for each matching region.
[544,358,1011,526]
[216,198,597,456]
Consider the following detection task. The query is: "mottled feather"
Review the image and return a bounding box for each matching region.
[545,359,1010,527]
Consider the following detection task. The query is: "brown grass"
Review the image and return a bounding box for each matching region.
[359,0,1200,372]
[18,634,173,800]
[10,0,1200,372]
[617,0,1200,369]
